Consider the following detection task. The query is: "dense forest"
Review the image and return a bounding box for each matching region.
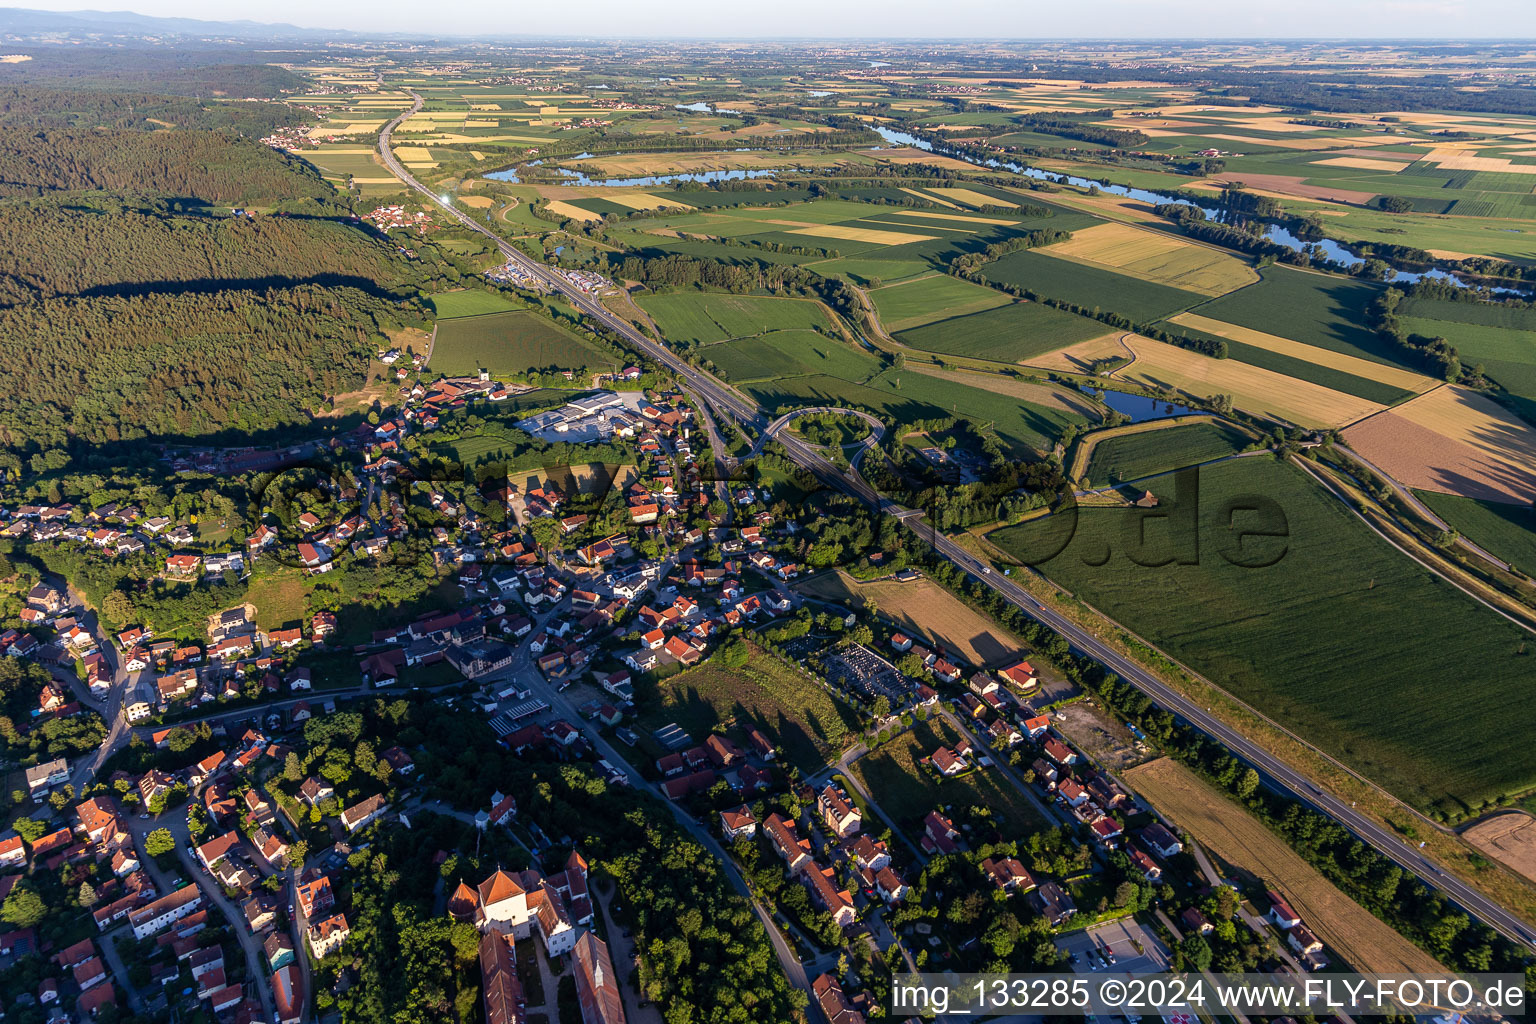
[0,284,407,452]
[0,199,425,305]
[0,51,308,99]
[0,128,333,203]
[0,84,304,135]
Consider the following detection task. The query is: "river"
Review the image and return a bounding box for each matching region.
[871,126,1525,294]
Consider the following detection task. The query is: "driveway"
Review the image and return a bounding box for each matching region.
[1057,917,1169,976]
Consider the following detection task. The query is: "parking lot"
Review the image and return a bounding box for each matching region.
[1056,917,1170,976]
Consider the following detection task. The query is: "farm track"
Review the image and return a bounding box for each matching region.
[376,92,1536,952]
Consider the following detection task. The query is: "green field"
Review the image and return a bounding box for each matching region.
[1417,490,1536,574]
[635,644,859,771]
[1082,420,1253,487]
[429,310,614,376]
[851,718,1047,841]
[983,248,1208,322]
[1397,299,1536,420]
[704,331,882,383]
[894,301,1110,363]
[429,289,525,319]
[1192,266,1406,368]
[988,456,1536,816]
[637,291,835,345]
[745,366,1089,457]
[870,274,1011,331]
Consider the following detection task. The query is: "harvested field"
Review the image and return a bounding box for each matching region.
[544,200,602,222]
[900,186,961,208]
[1463,813,1536,884]
[905,365,1104,421]
[1313,156,1414,172]
[603,192,694,211]
[457,195,494,209]
[1124,758,1447,975]
[795,569,1027,669]
[1023,332,1133,373]
[1113,336,1385,429]
[1041,222,1258,296]
[1344,386,1536,505]
[786,223,936,245]
[924,186,1015,208]
[1167,313,1437,393]
[886,209,1019,227]
[1197,173,1378,204]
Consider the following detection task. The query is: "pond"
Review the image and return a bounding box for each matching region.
[1081,386,1204,423]
[871,127,1526,295]
[674,101,742,114]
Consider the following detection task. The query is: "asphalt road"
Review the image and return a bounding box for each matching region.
[376,95,1536,952]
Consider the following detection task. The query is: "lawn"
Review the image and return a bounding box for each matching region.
[851,718,1048,842]
[1416,490,1536,574]
[894,301,1110,363]
[634,643,860,771]
[988,455,1536,816]
[982,248,1209,322]
[637,292,835,345]
[429,310,614,376]
[1080,419,1253,487]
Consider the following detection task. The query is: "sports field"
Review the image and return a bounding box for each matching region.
[871,274,1011,331]
[990,456,1536,815]
[430,310,614,376]
[637,292,835,345]
[1112,336,1385,429]
[1077,418,1251,486]
[894,301,1111,363]
[1040,222,1258,296]
[1125,758,1447,975]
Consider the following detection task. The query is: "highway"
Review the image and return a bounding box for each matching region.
[378,96,1536,953]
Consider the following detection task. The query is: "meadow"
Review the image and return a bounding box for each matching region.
[429,289,525,319]
[989,455,1536,816]
[429,310,614,376]
[851,719,1048,841]
[1078,419,1253,487]
[1416,490,1536,574]
[636,291,834,345]
[870,274,1011,331]
[704,331,882,384]
[894,301,1111,364]
[634,643,860,771]
[982,248,1209,322]
[1397,298,1536,421]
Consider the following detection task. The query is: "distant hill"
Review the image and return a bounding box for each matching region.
[0,6,349,41]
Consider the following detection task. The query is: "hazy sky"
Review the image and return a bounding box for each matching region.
[21,0,1536,38]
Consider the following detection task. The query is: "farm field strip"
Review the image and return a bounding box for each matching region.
[1022,332,1133,373]
[1069,416,1241,483]
[1113,336,1385,429]
[1167,313,1439,392]
[1040,222,1259,296]
[1124,759,1447,975]
[904,364,1105,421]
